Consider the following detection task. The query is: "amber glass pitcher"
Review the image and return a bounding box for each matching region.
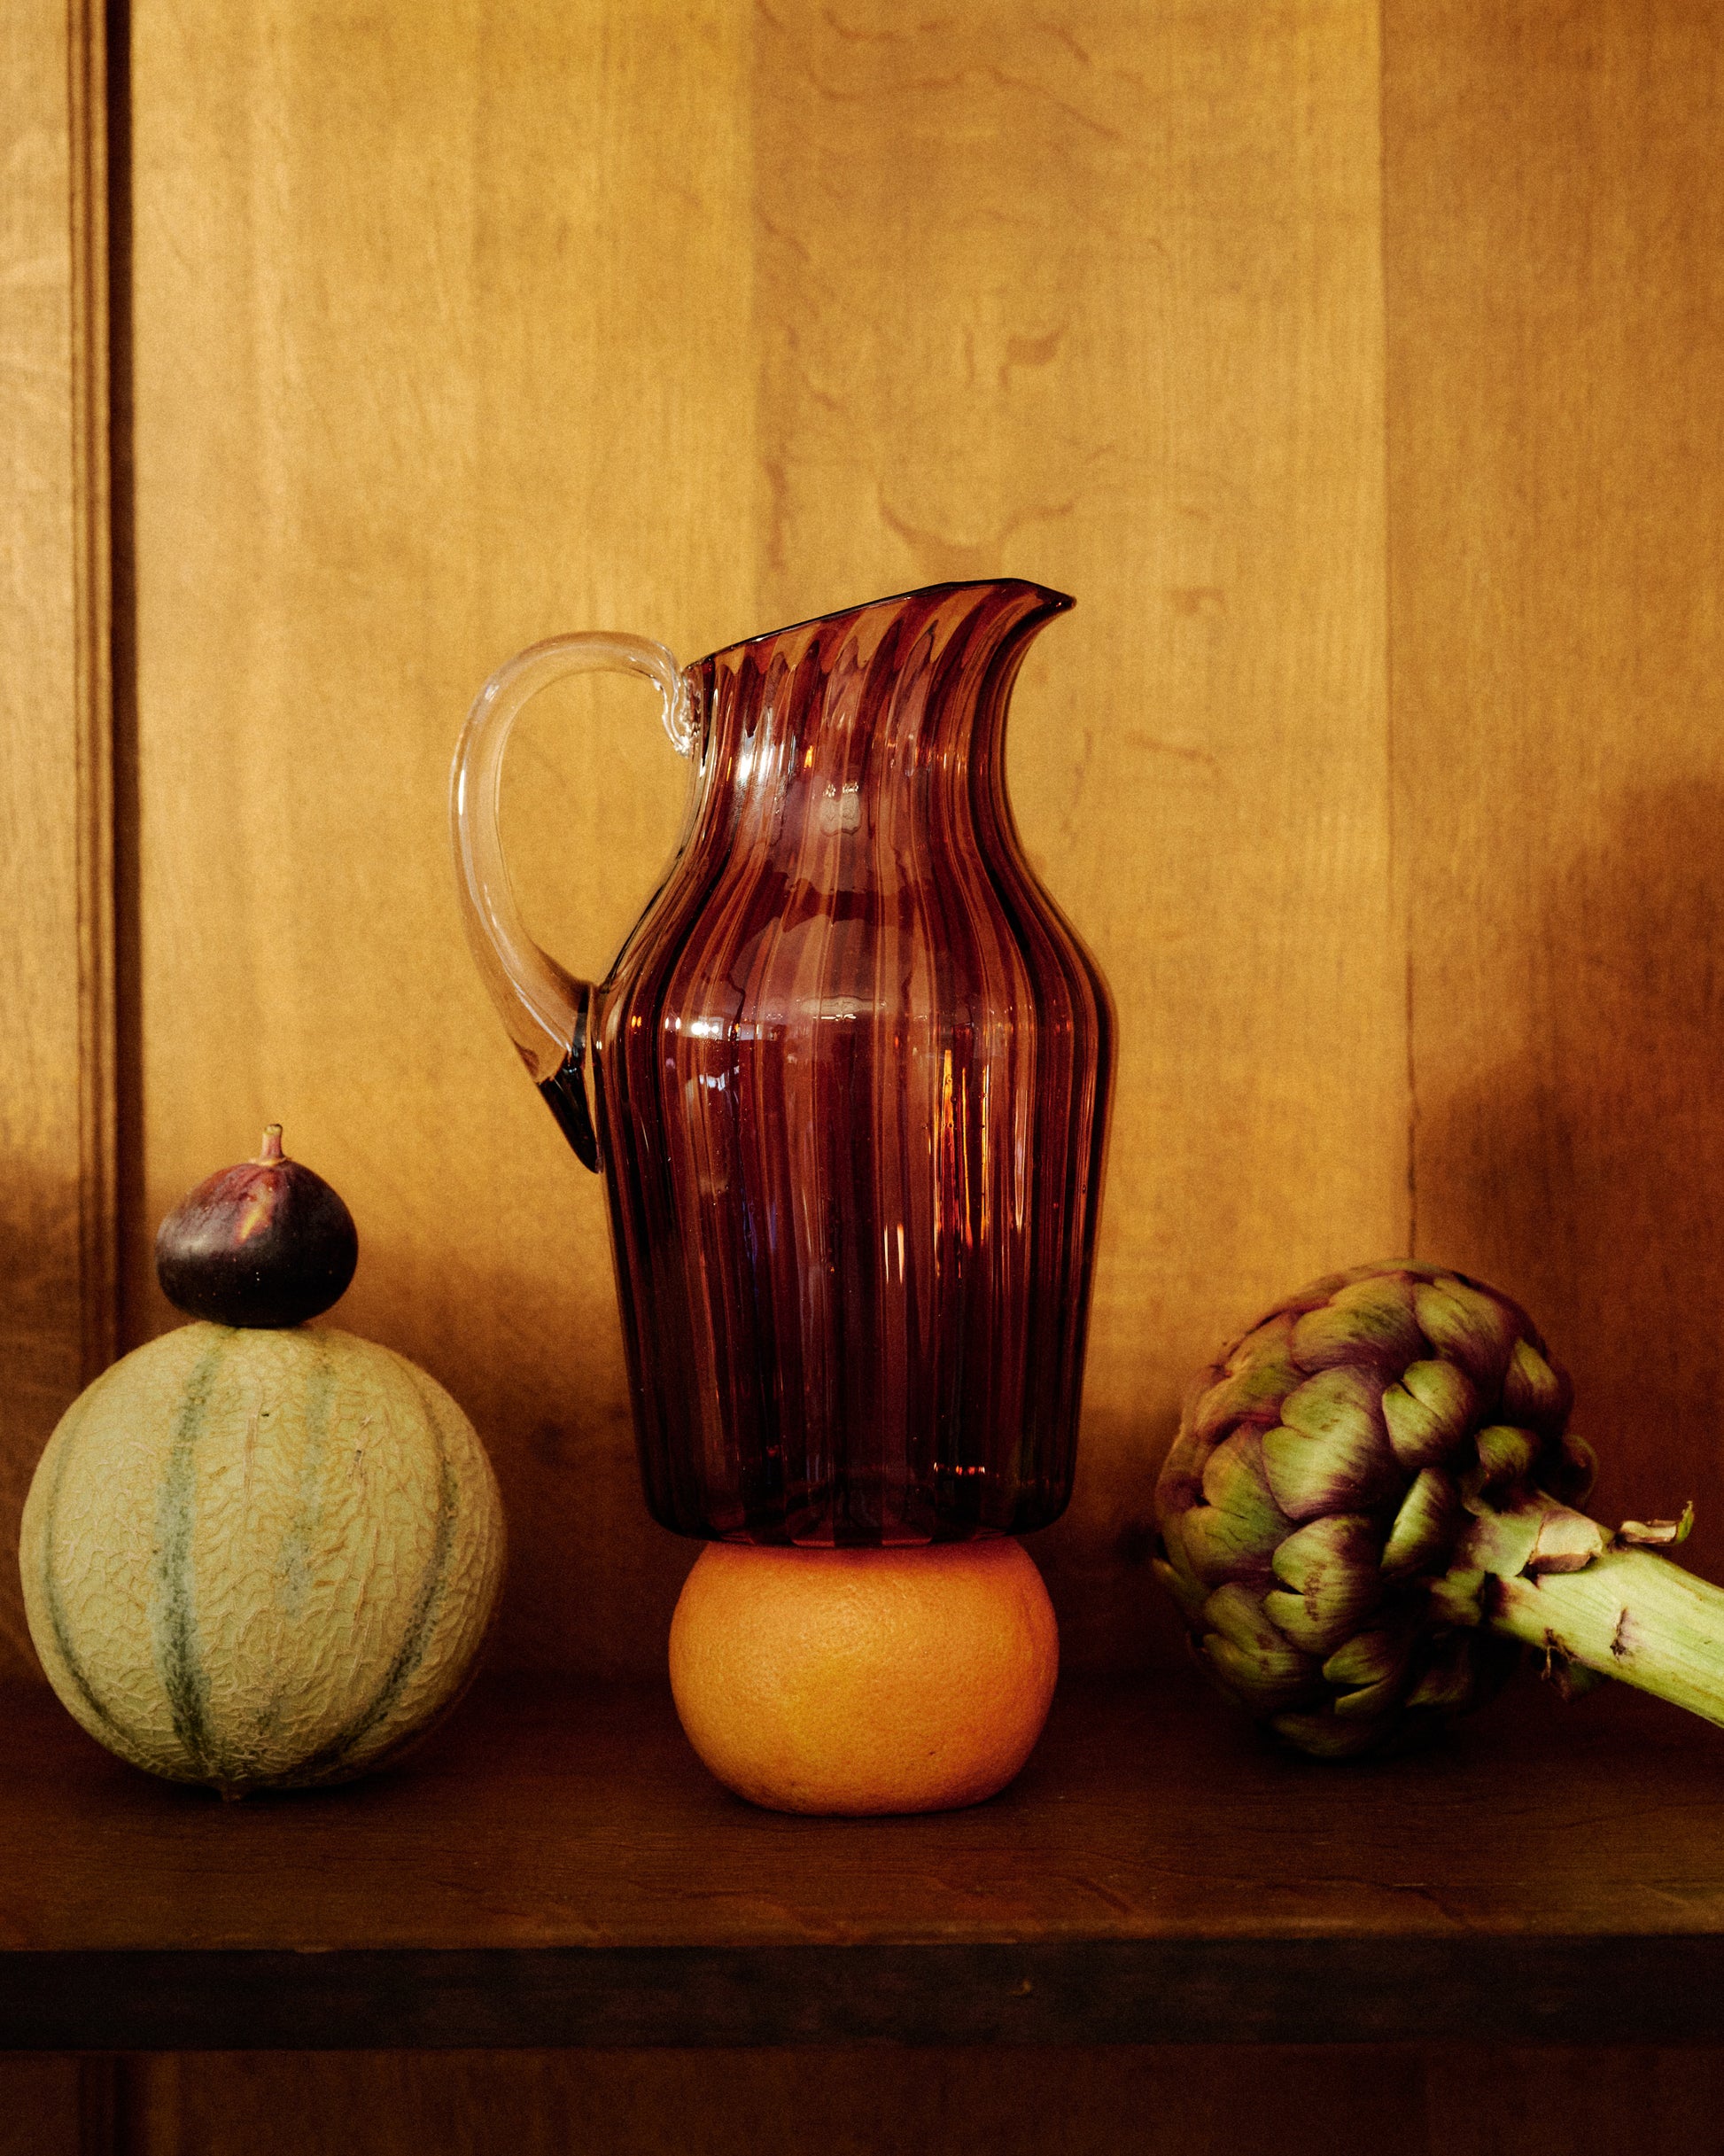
[451,580,1113,1544]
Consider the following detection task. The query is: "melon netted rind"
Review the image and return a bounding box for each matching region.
[19,1323,507,1793]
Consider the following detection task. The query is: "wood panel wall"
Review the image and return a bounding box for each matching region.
[1,0,113,1677]
[113,0,1400,1686]
[1387,0,1724,1548]
[4,3,120,2139]
[6,1,1724,2152]
[97,2045,1724,2156]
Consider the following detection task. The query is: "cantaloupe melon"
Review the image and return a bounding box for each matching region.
[19,1322,506,1794]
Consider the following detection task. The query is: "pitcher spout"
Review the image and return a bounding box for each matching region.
[682,578,1076,784]
[703,577,1072,673]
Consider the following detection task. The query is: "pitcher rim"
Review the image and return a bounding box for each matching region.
[702,578,1075,664]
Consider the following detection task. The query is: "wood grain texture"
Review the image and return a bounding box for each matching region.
[125,0,1400,1682]
[105,2047,1724,2156]
[126,0,754,1681]
[125,2051,1416,2156]
[0,0,114,1685]
[1385,4,1724,1575]
[747,0,1400,1670]
[5,0,1721,2143]
[0,2059,82,2155]
[4,1671,1724,1982]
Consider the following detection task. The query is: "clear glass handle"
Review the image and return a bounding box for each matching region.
[449,632,694,1171]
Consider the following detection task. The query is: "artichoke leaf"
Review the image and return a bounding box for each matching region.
[1618,1504,1695,1548]
[1331,1671,1411,1720]
[1381,1467,1459,1576]
[1265,1514,1382,1653]
[1292,1276,1423,1373]
[1403,1634,1478,1711]
[1324,1623,1417,1691]
[1269,1708,1385,1759]
[1552,1431,1597,1504]
[1427,1567,1487,1628]
[1271,1510,1381,1592]
[1201,1424,1275,1509]
[1201,1581,1286,1654]
[1205,1633,1319,1712]
[1263,1366,1398,1517]
[1192,1319,1301,1444]
[1472,1424,1542,1491]
[1525,1508,1609,1575]
[1279,1364,1390,1442]
[1181,1503,1280,1583]
[1452,1494,1545,1577]
[1226,1312,1301,1371]
[1152,1553,1209,1628]
[1200,1584,1319,1708]
[1190,1366,1290,1445]
[1155,1512,1211,1616]
[1413,1279,1518,1391]
[1500,1335,1573,1436]
[1176,1429,1290,1581]
[1382,1358,1479,1472]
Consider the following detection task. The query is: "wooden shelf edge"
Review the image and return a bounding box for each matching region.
[6,1675,1721,2051]
[2,1934,1720,2052]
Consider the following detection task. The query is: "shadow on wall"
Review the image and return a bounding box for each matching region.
[0,1169,102,1682]
[1030,1392,1192,1681]
[1417,778,1724,1576]
[328,1234,699,1685]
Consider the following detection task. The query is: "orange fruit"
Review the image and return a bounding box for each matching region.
[667,1537,1059,1815]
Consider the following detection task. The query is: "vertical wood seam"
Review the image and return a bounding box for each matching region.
[66,0,117,1383]
[1378,0,1417,1263]
[77,2054,121,2156]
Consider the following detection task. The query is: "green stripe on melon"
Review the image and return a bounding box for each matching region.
[19,1324,506,1794]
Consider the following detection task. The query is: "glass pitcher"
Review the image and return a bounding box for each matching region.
[451,580,1113,1544]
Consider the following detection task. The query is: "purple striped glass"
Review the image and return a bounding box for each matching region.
[453,580,1114,1545]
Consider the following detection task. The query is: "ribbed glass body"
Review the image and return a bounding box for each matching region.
[580,581,1113,1544]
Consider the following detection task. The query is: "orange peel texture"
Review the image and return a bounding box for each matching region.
[668,1538,1059,1816]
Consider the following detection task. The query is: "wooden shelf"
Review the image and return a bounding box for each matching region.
[5,1669,1723,2051]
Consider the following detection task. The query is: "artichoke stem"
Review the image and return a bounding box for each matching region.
[1487,1539,1724,1730]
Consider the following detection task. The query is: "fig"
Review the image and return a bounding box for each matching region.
[155,1125,358,1327]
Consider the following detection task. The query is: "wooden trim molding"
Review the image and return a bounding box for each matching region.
[68,0,117,1386]
[0,0,117,1676]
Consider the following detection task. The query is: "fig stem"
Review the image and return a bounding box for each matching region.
[257,1125,284,1165]
[1465,1492,1724,1729]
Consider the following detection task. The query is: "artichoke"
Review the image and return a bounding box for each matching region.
[1153,1261,1712,1757]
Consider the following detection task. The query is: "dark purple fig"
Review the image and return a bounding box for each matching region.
[155,1125,358,1327]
